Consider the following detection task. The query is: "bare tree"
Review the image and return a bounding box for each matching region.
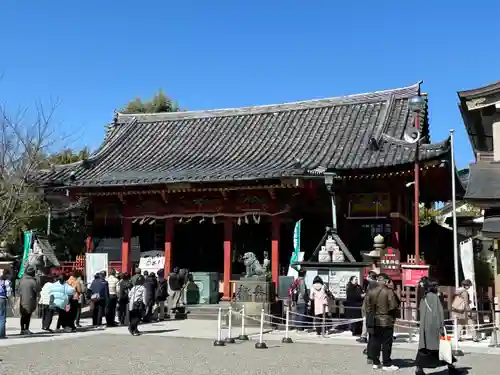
[0,100,58,242]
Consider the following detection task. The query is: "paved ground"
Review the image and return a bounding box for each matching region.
[0,333,498,375]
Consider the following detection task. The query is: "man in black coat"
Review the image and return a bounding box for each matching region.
[143,273,157,322]
[155,270,168,320]
[88,273,109,327]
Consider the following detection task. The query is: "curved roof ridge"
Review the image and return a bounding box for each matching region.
[458,81,500,100]
[380,133,450,149]
[115,82,422,123]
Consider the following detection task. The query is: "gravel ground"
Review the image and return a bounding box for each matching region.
[0,334,497,375]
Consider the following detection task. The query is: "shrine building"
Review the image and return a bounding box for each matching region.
[36,82,460,299]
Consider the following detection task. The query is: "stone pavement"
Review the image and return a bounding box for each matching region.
[3,316,500,357]
[0,332,498,375]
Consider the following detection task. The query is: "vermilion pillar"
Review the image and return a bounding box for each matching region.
[164,218,174,274]
[223,218,233,300]
[271,216,280,292]
[122,218,132,273]
[85,236,94,253]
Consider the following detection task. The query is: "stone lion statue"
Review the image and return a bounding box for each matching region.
[241,252,267,279]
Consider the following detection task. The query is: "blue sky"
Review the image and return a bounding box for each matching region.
[1,1,499,168]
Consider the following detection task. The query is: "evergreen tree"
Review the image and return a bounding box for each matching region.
[121,89,180,113]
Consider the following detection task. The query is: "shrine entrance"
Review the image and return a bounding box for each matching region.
[172,221,224,272]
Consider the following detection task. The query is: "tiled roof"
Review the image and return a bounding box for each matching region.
[36,83,451,187]
[465,162,500,200]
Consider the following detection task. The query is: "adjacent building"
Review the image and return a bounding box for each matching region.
[459,81,500,294]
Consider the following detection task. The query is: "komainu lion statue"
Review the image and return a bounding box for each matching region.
[241,252,266,279]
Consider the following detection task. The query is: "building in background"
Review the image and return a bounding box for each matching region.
[459,81,500,296]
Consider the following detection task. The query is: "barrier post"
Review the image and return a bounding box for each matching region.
[255,308,268,349]
[213,307,226,347]
[238,306,249,340]
[452,317,464,356]
[281,306,293,343]
[407,321,413,343]
[490,297,500,347]
[321,304,326,337]
[225,306,236,343]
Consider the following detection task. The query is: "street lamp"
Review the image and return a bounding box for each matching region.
[409,94,424,264]
[324,171,338,233]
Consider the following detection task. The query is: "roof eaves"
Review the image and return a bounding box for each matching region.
[457,81,500,100]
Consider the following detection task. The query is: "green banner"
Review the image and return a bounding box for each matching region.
[17,231,32,278]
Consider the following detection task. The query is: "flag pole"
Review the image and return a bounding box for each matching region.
[450,129,464,355]
[450,129,459,289]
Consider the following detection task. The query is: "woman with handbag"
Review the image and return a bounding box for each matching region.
[128,275,146,336]
[415,280,462,375]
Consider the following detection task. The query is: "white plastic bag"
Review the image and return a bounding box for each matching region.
[439,327,453,364]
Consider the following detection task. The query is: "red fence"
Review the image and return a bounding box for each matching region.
[51,255,123,276]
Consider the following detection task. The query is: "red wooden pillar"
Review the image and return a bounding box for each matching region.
[223,218,233,300]
[85,236,94,253]
[122,218,132,273]
[164,218,174,274]
[271,215,280,292]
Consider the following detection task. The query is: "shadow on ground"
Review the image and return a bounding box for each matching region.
[137,329,179,334]
[7,333,57,339]
[392,358,415,369]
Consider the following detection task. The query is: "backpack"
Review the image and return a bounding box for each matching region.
[0,280,6,298]
[452,294,467,313]
[119,281,130,300]
[156,280,168,301]
[289,278,309,304]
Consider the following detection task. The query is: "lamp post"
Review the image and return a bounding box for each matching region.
[409,95,425,263]
[324,171,337,233]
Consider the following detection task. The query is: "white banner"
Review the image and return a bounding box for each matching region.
[85,253,108,287]
[459,238,476,308]
[139,250,165,275]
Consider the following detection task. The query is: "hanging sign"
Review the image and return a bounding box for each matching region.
[380,247,401,280]
[139,250,165,275]
[402,264,430,287]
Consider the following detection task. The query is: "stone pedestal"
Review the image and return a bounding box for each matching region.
[226,280,281,328]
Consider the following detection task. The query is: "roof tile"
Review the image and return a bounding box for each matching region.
[36,83,450,187]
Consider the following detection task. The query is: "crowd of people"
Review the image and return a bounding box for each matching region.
[289,270,472,374]
[0,265,190,338]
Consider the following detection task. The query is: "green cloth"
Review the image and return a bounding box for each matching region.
[17,231,32,279]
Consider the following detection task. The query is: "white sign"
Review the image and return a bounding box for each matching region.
[139,250,165,275]
[327,269,359,300]
[86,253,108,287]
[459,239,477,308]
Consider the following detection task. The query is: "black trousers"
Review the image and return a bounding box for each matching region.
[75,303,82,326]
[129,309,141,334]
[68,299,78,329]
[41,305,54,329]
[106,295,117,326]
[19,306,32,331]
[92,300,106,326]
[367,326,394,366]
[117,299,128,324]
[143,301,154,322]
[56,308,70,329]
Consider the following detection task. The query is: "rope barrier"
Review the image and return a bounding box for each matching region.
[212,307,225,347]
[255,309,268,349]
[225,306,236,343]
